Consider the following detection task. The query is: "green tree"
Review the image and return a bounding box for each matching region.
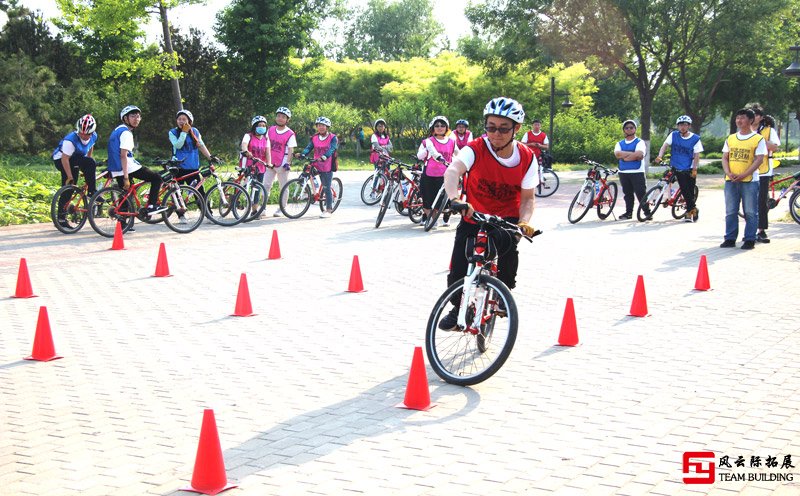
[0,53,56,152]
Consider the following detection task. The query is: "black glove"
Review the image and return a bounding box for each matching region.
[209,155,221,165]
[435,156,447,164]
[450,199,472,214]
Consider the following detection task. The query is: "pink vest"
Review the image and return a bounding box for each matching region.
[268,126,295,167]
[312,133,336,172]
[370,134,391,164]
[244,133,269,173]
[423,137,455,177]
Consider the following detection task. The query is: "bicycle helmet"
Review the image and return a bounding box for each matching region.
[276,107,291,118]
[456,119,469,127]
[251,115,267,127]
[428,116,450,132]
[374,118,387,128]
[483,97,525,124]
[315,116,332,127]
[622,119,637,129]
[76,114,96,134]
[176,109,193,123]
[119,105,140,121]
[676,115,692,125]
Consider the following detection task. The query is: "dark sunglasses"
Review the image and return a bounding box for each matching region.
[485,126,515,135]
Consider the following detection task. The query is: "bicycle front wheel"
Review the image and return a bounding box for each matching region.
[535,169,559,198]
[280,178,313,218]
[205,181,251,226]
[88,186,135,238]
[424,185,447,232]
[597,181,617,219]
[51,185,88,234]
[637,185,663,221]
[408,189,424,224]
[375,181,394,228]
[567,182,594,224]
[162,185,205,234]
[789,188,800,225]
[244,180,268,222]
[360,173,386,206]
[425,274,518,386]
[319,177,343,213]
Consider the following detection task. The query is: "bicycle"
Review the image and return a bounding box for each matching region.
[425,209,541,386]
[374,157,422,228]
[170,161,252,227]
[88,163,205,237]
[736,170,800,225]
[278,158,343,219]
[393,164,424,223]
[50,161,113,234]
[636,164,699,221]
[535,162,560,198]
[231,154,270,221]
[360,155,392,206]
[567,157,619,224]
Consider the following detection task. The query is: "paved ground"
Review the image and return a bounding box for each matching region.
[1,170,799,496]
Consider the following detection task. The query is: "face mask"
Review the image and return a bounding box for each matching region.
[80,137,91,145]
[255,127,267,135]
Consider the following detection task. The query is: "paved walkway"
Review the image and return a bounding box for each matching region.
[1,171,799,495]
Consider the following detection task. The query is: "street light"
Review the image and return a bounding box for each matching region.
[783,47,800,160]
[549,76,574,156]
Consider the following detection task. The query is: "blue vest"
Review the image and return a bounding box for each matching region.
[107,125,133,173]
[618,138,642,171]
[669,131,701,170]
[52,131,97,160]
[170,127,201,170]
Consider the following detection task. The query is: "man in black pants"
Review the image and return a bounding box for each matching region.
[614,120,650,220]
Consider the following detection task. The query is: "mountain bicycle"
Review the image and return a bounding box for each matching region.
[535,162,559,198]
[736,170,800,225]
[374,157,421,227]
[425,209,541,386]
[393,164,424,223]
[231,154,270,221]
[50,161,113,234]
[636,164,699,221]
[278,158,343,219]
[360,155,391,206]
[567,157,618,224]
[171,162,251,226]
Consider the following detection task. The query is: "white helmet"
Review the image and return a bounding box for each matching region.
[315,116,331,127]
[251,115,267,127]
[176,109,193,123]
[428,116,449,131]
[276,107,291,118]
[676,115,692,125]
[374,118,387,128]
[119,105,140,121]
[76,114,96,134]
[622,119,637,129]
[483,97,525,124]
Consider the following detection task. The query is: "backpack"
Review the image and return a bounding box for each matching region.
[540,151,554,170]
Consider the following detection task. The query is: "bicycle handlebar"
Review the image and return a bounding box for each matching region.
[456,210,542,242]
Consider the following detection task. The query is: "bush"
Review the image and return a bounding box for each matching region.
[550,113,621,164]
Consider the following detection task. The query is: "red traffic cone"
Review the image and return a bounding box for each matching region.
[556,298,579,346]
[12,258,37,298]
[231,273,255,317]
[24,306,62,362]
[694,255,711,291]
[267,230,281,260]
[180,409,237,495]
[346,255,365,293]
[629,275,649,317]
[152,243,172,277]
[110,222,125,250]
[397,347,435,411]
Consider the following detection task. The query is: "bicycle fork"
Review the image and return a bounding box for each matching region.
[457,264,487,333]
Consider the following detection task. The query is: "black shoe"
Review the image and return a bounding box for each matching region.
[495,299,507,317]
[128,224,135,233]
[756,232,770,244]
[619,213,632,220]
[741,240,755,250]
[437,308,459,331]
[719,239,736,248]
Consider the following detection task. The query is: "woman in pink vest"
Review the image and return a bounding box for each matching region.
[297,116,338,218]
[267,107,297,217]
[370,118,393,164]
[240,115,272,217]
[417,115,456,227]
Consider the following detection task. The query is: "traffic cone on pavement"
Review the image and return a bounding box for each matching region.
[152,243,172,277]
[346,255,365,293]
[397,347,434,411]
[110,222,125,250]
[24,306,62,362]
[694,255,711,291]
[180,409,237,495]
[556,298,579,346]
[231,273,255,317]
[12,258,36,298]
[267,230,281,260]
[629,275,649,317]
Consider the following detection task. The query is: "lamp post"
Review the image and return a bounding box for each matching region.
[783,47,800,160]
[549,76,574,156]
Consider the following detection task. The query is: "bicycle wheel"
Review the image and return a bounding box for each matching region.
[51,185,88,234]
[424,185,447,232]
[425,274,518,386]
[637,185,663,221]
[243,180,268,222]
[789,188,800,225]
[204,181,251,226]
[671,190,688,219]
[375,181,394,228]
[319,177,343,213]
[279,178,313,218]
[360,173,386,206]
[394,186,408,215]
[535,169,559,198]
[408,189,424,224]
[88,186,135,238]
[596,182,618,219]
[567,182,594,224]
[161,185,205,234]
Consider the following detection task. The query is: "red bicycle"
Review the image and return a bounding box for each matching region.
[50,161,113,234]
[278,158,342,218]
[567,157,618,224]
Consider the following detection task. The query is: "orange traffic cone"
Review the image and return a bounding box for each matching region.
[12,258,37,298]
[152,243,172,277]
[180,409,237,495]
[629,275,649,317]
[556,298,579,346]
[110,222,125,250]
[694,255,710,291]
[267,230,281,260]
[346,255,366,293]
[397,347,435,411]
[24,306,62,362]
[231,273,255,317]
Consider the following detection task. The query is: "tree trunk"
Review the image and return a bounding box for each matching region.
[638,90,654,168]
[159,1,183,111]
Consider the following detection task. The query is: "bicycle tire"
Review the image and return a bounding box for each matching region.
[789,188,800,225]
[243,180,268,222]
[360,173,386,206]
[535,169,559,198]
[671,190,688,219]
[424,185,447,232]
[161,185,205,234]
[425,274,518,386]
[597,182,617,219]
[637,185,663,221]
[204,181,251,226]
[280,178,313,219]
[88,186,135,238]
[319,177,343,213]
[408,189,424,224]
[394,186,408,215]
[375,181,394,228]
[567,182,594,224]
[51,185,88,234]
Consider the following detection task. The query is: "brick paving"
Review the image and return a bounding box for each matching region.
[1,170,799,495]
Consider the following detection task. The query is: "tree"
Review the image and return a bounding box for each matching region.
[0,53,56,152]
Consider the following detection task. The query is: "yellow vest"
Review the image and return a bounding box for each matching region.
[726,133,764,182]
[758,126,771,174]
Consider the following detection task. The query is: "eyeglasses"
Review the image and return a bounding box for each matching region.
[433,123,447,128]
[484,126,514,135]
[623,125,635,130]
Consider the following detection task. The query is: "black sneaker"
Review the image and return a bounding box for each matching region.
[756,232,770,244]
[619,213,632,220]
[741,240,755,250]
[719,239,736,248]
[437,308,459,331]
[418,214,428,226]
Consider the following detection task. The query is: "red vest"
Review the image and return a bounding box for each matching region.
[464,139,534,221]
[525,130,547,160]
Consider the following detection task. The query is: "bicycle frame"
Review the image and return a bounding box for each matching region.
[766,171,800,208]
[457,230,500,332]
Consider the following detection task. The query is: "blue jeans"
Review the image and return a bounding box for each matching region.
[319,171,333,210]
[724,180,759,242]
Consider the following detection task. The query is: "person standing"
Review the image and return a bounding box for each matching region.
[451,119,473,152]
[240,115,272,218]
[370,118,393,162]
[614,120,650,220]
[520,119,549,167]
[267,107,297,217]
[750,106,781,243]
[297,117,338,218]
[655,115,703,222]
[720,108,767,250]
[417,116,456,227]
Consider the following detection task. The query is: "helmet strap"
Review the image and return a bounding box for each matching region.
[490,136,515,154]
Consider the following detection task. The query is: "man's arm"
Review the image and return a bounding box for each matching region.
[518,187,535,224]
[444,159,466,200]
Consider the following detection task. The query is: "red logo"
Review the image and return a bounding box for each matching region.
[683,451,716,484]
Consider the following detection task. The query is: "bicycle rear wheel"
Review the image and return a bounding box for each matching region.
[280,178,313,218]
[204,181,251,226]
[789,188,800,225]
[425,274,518,386]
[567,182,594,224]
[244,180,268,222]
[535,169,559,198]
[162,185,205,234]
[360,173,386,206]
[408,189,424,224]
[319,177,343,213]
[88,186,135,238]
[597,182,617,219]
[375,181,394,228]
[637,185,663,221]
[424,185,447,231]
[51,185,88,234]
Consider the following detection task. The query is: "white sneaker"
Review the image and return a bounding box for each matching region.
[177,215,188,225]
[273,209,282,217]
[440,219,449,227]
[320,211,331,218]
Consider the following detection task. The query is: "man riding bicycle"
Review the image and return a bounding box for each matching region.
[438,97,538,330]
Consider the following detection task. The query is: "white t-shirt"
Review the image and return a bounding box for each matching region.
[52,137,93,160]
[112,129,141,177]
[763,128,780,176]
[614,138,647,174]
[521,131,550,146]
[663,131,704,153]
[457,139,540,189]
